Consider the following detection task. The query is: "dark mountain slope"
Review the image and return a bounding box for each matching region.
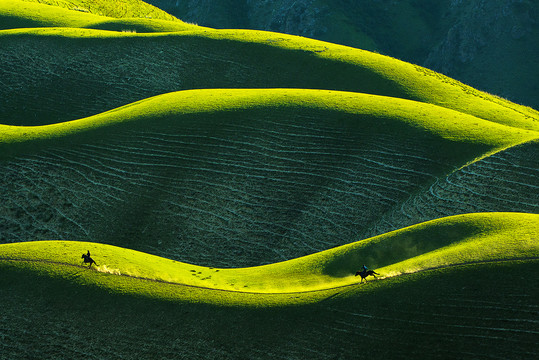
[148,0,539,109]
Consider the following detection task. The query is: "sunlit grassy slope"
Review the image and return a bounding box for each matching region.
[0,0,198,32]
[1,88,538,160]
[0,212,537,306]
[14,0,178,21]
[1,27,538,129]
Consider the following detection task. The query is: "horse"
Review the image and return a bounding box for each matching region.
[81,250,97,268]
[355,269,379,283]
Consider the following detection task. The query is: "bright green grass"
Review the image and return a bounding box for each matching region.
[198,29,539,131]
[0,26,537,131]
[16,0,178,21]
[1,89,537,164]
[1,213,537,306]
[0,0,197,32]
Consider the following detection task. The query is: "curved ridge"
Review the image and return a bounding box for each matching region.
[1,27,537,129]
[1,213,537,303]
[0,0,198,32]
[2,88,536,153]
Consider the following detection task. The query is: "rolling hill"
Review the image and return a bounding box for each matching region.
[0,1,538,359]
[1,213,538,358]
[0,0,199,31]
[146,0,539,110]
[1,88,538,266]
[1,23,538,129]
[2,212,538,303]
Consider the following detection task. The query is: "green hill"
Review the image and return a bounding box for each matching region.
[0,1,538,359]
[1,213,538,358]
[1,212,537,304]
[0,0,199,32]
[12,0,179,21]
[1,26,537,129]
[1,89,537,266]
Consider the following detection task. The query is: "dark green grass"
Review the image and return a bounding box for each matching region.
[2,260,537,359]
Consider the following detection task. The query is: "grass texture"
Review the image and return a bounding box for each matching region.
[1,88,538,161]
[1,212,537,306]
[0,0,199,32]
[12,0,179,21]
[1,1,538,358]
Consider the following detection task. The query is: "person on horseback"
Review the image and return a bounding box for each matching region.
[360,264,368,277]
[355,265,379,283]
[81,250,97,268]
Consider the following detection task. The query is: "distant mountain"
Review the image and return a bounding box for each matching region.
[147,0,539,110]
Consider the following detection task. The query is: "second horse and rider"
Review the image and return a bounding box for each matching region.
[355,264,379,283]
[81,250,97,268]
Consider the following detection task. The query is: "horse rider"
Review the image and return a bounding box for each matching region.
[361,264,368,277]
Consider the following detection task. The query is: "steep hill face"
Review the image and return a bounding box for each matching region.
[148,0,539,109]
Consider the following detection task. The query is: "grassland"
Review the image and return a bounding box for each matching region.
[1,88,537,157]
[2,213,538,358]
[1,212,537,305]
[13,0,179,20]
[0,0,199,31]
[1,0,538,359]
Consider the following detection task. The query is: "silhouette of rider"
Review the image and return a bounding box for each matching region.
[361,264,368,277]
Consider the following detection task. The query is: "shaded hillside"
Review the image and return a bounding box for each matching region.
[2,259,536,360]
[148,0,539,109]
[1,89,537,267]
[365,140,539,238]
